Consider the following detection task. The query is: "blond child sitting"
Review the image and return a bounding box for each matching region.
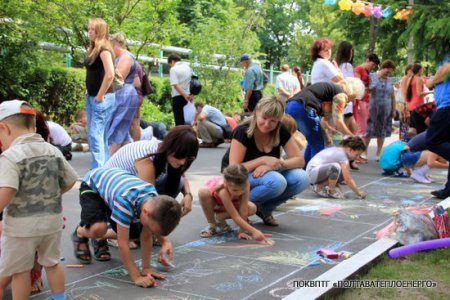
[198,164,270,243]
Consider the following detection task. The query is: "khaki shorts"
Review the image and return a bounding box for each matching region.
[0,231,61,276]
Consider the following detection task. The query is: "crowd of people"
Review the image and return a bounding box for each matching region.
[0,16,449,299]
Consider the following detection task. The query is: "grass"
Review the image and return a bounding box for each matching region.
[329,248,450,300]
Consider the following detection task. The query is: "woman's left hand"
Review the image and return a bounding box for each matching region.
[180,194,193,216]
[252,165,272,178]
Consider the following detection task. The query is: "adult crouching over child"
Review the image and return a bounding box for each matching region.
[221,96,309,226]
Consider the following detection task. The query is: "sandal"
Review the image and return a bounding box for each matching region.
[71,228,92,264]
[217,221,232,233]
[262,215,279,226]
[256,209,279,226]
[200,225,218,238]
[91,239,111,261]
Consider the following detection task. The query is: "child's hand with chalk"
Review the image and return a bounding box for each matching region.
[141,268,166,280]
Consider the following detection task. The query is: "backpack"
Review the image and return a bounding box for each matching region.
[141,72,155,96]
[190,73,202,95]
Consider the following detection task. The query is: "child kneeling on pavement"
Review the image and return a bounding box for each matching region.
[72,167,181,288]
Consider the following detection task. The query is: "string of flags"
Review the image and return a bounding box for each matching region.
[324,0,413,21]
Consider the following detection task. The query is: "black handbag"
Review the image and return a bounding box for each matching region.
[141,72,155,96]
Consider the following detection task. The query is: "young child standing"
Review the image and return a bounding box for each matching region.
[306,136,367,199]
[72,167,182,288]
[198,164,270,243]
[0,100,78,300]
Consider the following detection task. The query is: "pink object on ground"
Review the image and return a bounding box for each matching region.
[317,248,339,259]
[319,207,342,216]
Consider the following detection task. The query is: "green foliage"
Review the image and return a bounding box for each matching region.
[24,67,85,125]
[0,20,40,100]
[187,0,260,112]
[145,76,172,113]
[140,100,174,129]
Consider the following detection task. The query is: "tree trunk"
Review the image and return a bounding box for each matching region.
[367,17,380,55]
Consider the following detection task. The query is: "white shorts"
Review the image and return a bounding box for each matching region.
[0,231,61,276]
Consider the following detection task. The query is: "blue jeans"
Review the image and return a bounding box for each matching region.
[248,168,310,216]
[426,107,450,191]
[286,101,324,167]
[85,93,115,169]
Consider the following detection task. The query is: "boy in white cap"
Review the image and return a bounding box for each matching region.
[0,100,78,300]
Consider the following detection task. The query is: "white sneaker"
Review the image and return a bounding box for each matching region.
[425,174,435,183]
[312,185,329,198]
[411,171,431,184]
[328,188,346,199]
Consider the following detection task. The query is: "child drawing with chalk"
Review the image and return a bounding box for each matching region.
[306,136,367,199]
[198,164,272,244]
[72,167,182,288]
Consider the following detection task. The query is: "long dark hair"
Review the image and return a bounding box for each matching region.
[406,63,422,102]
[335,41,353,66]
[145,126,199,194]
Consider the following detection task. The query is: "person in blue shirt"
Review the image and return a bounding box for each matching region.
[426,58,450,198]
[240,54,265,112]
[72,167,181,288]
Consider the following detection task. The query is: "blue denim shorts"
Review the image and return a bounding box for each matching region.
[400,151,421,168]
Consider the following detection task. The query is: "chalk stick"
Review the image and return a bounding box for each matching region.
[65,264,84,268]
[263,233,273,237]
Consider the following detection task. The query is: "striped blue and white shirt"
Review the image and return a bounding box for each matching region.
[83,167,158,228]
[104,140,161,175]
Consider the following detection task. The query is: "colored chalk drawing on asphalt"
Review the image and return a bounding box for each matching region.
[211,274,263,292]
[44,280,120,300]
[160,257,276,289]
[257,241,344,266]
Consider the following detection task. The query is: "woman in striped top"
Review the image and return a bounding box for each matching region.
[104,125,199,216]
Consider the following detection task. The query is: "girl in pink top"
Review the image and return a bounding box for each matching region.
[198,164,271,244]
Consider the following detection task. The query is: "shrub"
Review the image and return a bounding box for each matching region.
[24,67,85,125]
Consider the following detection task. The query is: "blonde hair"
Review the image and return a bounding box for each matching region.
[87,18,114,65]
[246,95,285,146]
[280,64,290,72]
[110,32,126,48]
[337,77,365,100]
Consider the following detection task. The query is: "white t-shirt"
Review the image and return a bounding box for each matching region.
[47,121,72,146]
[104,139,161,175]
[276,72,300,101]
[340,63,354,78]
[311,58,339,84]
[306,147,348,175]
[169,62,192,97]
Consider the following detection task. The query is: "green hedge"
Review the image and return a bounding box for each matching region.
[24,67,86,125]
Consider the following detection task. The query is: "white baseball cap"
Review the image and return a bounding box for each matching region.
[0,100,36,121]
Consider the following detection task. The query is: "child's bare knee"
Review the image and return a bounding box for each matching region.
[248,202,257,216]
[198,188,212,202]
[88,223,108,237]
